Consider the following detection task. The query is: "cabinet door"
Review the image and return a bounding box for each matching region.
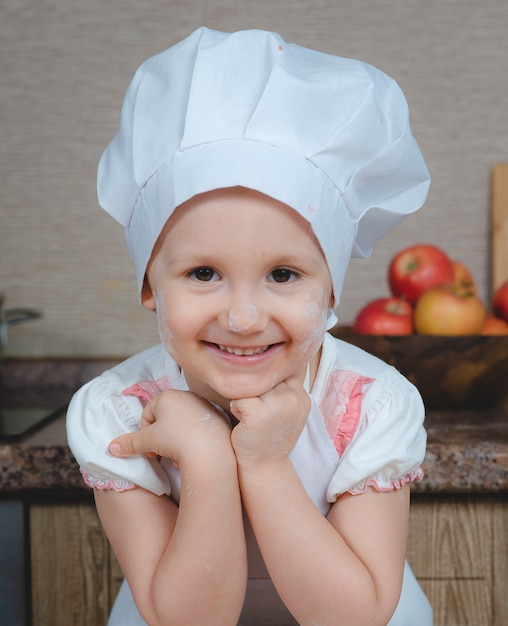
[0,500,28,626]
[30,502,115,626]
[492,500,508,626]
[29,497,507,625]
[408,496,494,626]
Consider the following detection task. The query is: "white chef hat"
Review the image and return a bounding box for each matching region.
[98,27,430,309]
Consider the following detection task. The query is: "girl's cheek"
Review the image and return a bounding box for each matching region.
[293,289,329,350]
[154,290,175,353]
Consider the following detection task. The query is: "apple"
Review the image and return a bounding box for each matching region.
[353,297,413,335]
[481,315,508,335]
[452,259,477,295]
[493,279,508,321]
[388,244,455,303]
[413,284,486,335]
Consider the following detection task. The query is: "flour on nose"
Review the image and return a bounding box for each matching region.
[228,304,259,331]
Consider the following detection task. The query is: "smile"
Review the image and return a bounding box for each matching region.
[216,344,272,356]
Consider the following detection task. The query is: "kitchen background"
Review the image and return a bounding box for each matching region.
[1,0,507,358]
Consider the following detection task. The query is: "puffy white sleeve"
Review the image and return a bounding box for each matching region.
[327,370,426,501]
[66,376,172,496]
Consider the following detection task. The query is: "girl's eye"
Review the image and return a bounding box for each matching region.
[190,267,218,282]
[268,268,297,283]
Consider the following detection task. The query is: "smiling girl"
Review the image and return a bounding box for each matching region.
[67,27,433,626]
[143,189,331,405]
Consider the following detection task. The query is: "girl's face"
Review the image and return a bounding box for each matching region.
[143,187,333,409]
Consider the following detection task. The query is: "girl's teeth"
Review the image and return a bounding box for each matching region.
[218,344,268,356]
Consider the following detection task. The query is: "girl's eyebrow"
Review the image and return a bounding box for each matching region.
[159,247,215,262]
[269,250,327,267]
[173,250,324,266]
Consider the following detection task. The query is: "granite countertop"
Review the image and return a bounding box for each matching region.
[1,409,507,496]
[1,357,508,496]
[419,408,508,493]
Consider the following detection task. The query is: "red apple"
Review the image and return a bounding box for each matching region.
[388,244,455,303]
[481,315,508,335]
[493,279,508,321]
[353,297,413,335]
[414,285,486,335]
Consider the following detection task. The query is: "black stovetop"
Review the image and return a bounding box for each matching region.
[0,404,68,442]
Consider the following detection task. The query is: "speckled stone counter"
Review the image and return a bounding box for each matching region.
[417,409,508,493]
[1,410,507,496]
[0,357,117,496]
[0,416,86,494]
[1,358,508,495]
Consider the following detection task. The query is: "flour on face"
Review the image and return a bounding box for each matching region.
[228,303,261,332]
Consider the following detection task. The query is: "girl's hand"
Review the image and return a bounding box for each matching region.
[108,390,232,466]
[230,375,311,468]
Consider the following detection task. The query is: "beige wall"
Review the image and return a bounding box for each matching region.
[1,0,507,357]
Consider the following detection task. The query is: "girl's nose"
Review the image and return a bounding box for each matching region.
[227,302,266,333]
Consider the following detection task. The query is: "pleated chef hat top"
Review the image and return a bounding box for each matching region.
[98,27,430,308]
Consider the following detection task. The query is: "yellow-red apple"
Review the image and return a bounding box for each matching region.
[493,279,508,321]
[388,244,455,304]
[353,297,413,335]
[414,285,486,335]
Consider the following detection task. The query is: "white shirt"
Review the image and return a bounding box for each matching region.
[66,332,432,625]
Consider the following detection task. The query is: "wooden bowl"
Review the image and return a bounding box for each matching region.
[331,327,508,410]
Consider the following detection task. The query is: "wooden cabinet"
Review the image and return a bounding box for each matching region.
[29,500,122,626]
[29,495,508,625]
[408,495,508,626]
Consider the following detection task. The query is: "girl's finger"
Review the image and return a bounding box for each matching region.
[141,402,157,428]
[109,429,153,457]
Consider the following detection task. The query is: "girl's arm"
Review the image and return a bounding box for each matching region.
[238,462,408,626]
[231,378,409,626]
[96,390,247,626]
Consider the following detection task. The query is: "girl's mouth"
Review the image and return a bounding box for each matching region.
[216,343,272,356]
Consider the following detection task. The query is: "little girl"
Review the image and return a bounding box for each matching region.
[67,27,433,626]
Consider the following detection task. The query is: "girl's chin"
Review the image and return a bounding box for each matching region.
[184,357,317,405]
[198,376,283,407]
[212,383,275,404]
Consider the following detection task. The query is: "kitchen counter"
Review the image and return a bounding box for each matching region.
[1,409,507,495]
[3,356,506,626]
[1,353,507,496]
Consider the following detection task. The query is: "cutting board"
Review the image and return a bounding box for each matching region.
[491,163,508,290]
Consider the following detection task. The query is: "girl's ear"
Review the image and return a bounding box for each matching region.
[141,278,156,311]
